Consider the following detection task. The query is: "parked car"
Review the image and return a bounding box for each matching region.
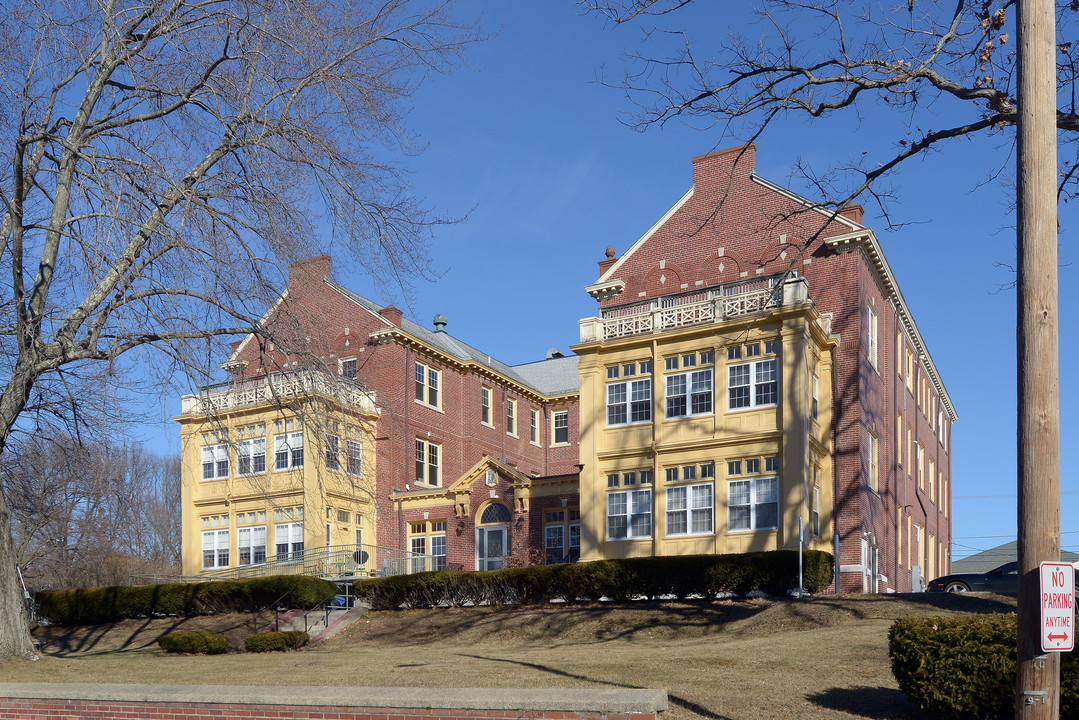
[926,562,1018,594]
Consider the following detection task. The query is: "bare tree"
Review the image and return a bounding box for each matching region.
[3,433,181,590]
[0,0,474,658]
[585,0,1078,217]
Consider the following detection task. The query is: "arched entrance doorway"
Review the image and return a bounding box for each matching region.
[476,502,511,571]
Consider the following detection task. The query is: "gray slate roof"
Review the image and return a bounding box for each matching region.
[953,540,1079,574]
[330,280,580,396]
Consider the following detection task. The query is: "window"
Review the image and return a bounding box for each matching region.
[915,442,924,489]
[622,363,636,376]
[237,526,267,566]
[552,410,569,445]
[727,460,742,476]
[665,467,678,483]
[606,489,652,540]
[812,486,820,537]
[682,465,697,481]
[746,458,761,474]
[928,457,936,502]
[325,434,340,471]
[728,476,779,531]
[415,361,440,408]
[481,387,491,425]
[607,473,620,488]
[346,439,362,476]
[507,399,516,436]
[728,359,777,410]
[764,456,779,473]
[340,357,357,380]
[274,431,304,470]
[897,413,904,466]
[700,462,715,479]
[415,438,441,486]
[666,483,714,536]
[727,346,742,360]
[431,521,447,571]
[665,357,678,371]
[665,369,713,417]
[202,444,228,480]
[867,431,878,491]
[640,360,653,374]
[640,469,653,485]
[202,529,229,568]
[812,375,819,420]
[409,535,427,574]
[607,366,619,379]
[905,348,914,392]
[237,439,266,475]
[867,303,878,369]
[530,409,539,444]
[274,522,304,560]
[544,508,581,564]
[700,350,714,365]
[607,379,652,425]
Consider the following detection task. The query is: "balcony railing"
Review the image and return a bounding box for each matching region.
[181,370,377,415]
[579,274,807,342]
[128,543,437,585]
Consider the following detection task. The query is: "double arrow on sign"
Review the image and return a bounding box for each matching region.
[1048,633,1069,642]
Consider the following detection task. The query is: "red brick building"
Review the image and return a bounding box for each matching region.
[575,144,954,592]
[184,144,953,593]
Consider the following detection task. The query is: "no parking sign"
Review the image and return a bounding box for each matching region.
[1040,562,1075,653]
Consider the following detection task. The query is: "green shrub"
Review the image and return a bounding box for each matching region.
[889,614,1079,719]
[157,630,228,655]
[354,550,833,610]
[37,575,337,626]
[244,631,310,652]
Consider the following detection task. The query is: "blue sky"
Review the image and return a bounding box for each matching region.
[160,2,1076,563]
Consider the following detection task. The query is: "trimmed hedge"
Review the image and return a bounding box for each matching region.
[244,630,310,652]
[354,550,832,610]
[157,630,228,655]
[889,614,1079,719]
[37,575,336,626]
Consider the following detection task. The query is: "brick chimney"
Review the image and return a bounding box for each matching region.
[289,255,332,288]
[839,203,864,224]
[379,304,403,327]
[692,143,756,191]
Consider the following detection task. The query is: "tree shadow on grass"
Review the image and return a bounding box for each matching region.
[461,654,736,720]
[807,687,927,719]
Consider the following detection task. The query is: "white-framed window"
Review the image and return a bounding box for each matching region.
[606,489,652,540]
[325,434,340,471]
[274,431,304,470]
[202,444,229,480]
[552,410,569,445]
[728,358,777,410]
[868,430,878,492]
[812,375,819,420]
[507,398,517,436]
[530,409,539,444]
[237,526,267,566]
[728,476,779,531]
[812,486,820,537]
[274,522,304,560]
[410,535,427,574]
[665,483,714,536]
[607,378,652,425]
[346,439,363,476]
[665,369,713,418]
[202,528,229,568]
[339,357,357,380]
[543,509,581,564]
[867,302,878,369]
[916,441,924,489]
[415,361,440,408]
[415,438,441,486]
[431,527,447,571]
[481,387,491,425]
[237,438,266,475]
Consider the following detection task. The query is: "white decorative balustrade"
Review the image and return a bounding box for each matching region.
[182,370,376,415]
[579,275,807,342]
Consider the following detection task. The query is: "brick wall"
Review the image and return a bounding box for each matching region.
[0,698,656,720]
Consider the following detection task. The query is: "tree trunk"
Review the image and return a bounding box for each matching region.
[1015,0,1061,717]
[0,482,36,658]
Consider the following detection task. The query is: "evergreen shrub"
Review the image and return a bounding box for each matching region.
[157,630,228,654]
[244,630,310,652]
[889,614,1079,719]
[37,575,336,625]
[354,550,833,610]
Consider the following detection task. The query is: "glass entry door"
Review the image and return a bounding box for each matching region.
[477,526,508,571]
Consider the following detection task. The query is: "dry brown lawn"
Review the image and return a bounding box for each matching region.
[2,592,1018,720]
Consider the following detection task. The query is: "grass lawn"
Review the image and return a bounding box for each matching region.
[2,592,1018,720]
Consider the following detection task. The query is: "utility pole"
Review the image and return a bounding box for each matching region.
[1015,0,1061,717]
